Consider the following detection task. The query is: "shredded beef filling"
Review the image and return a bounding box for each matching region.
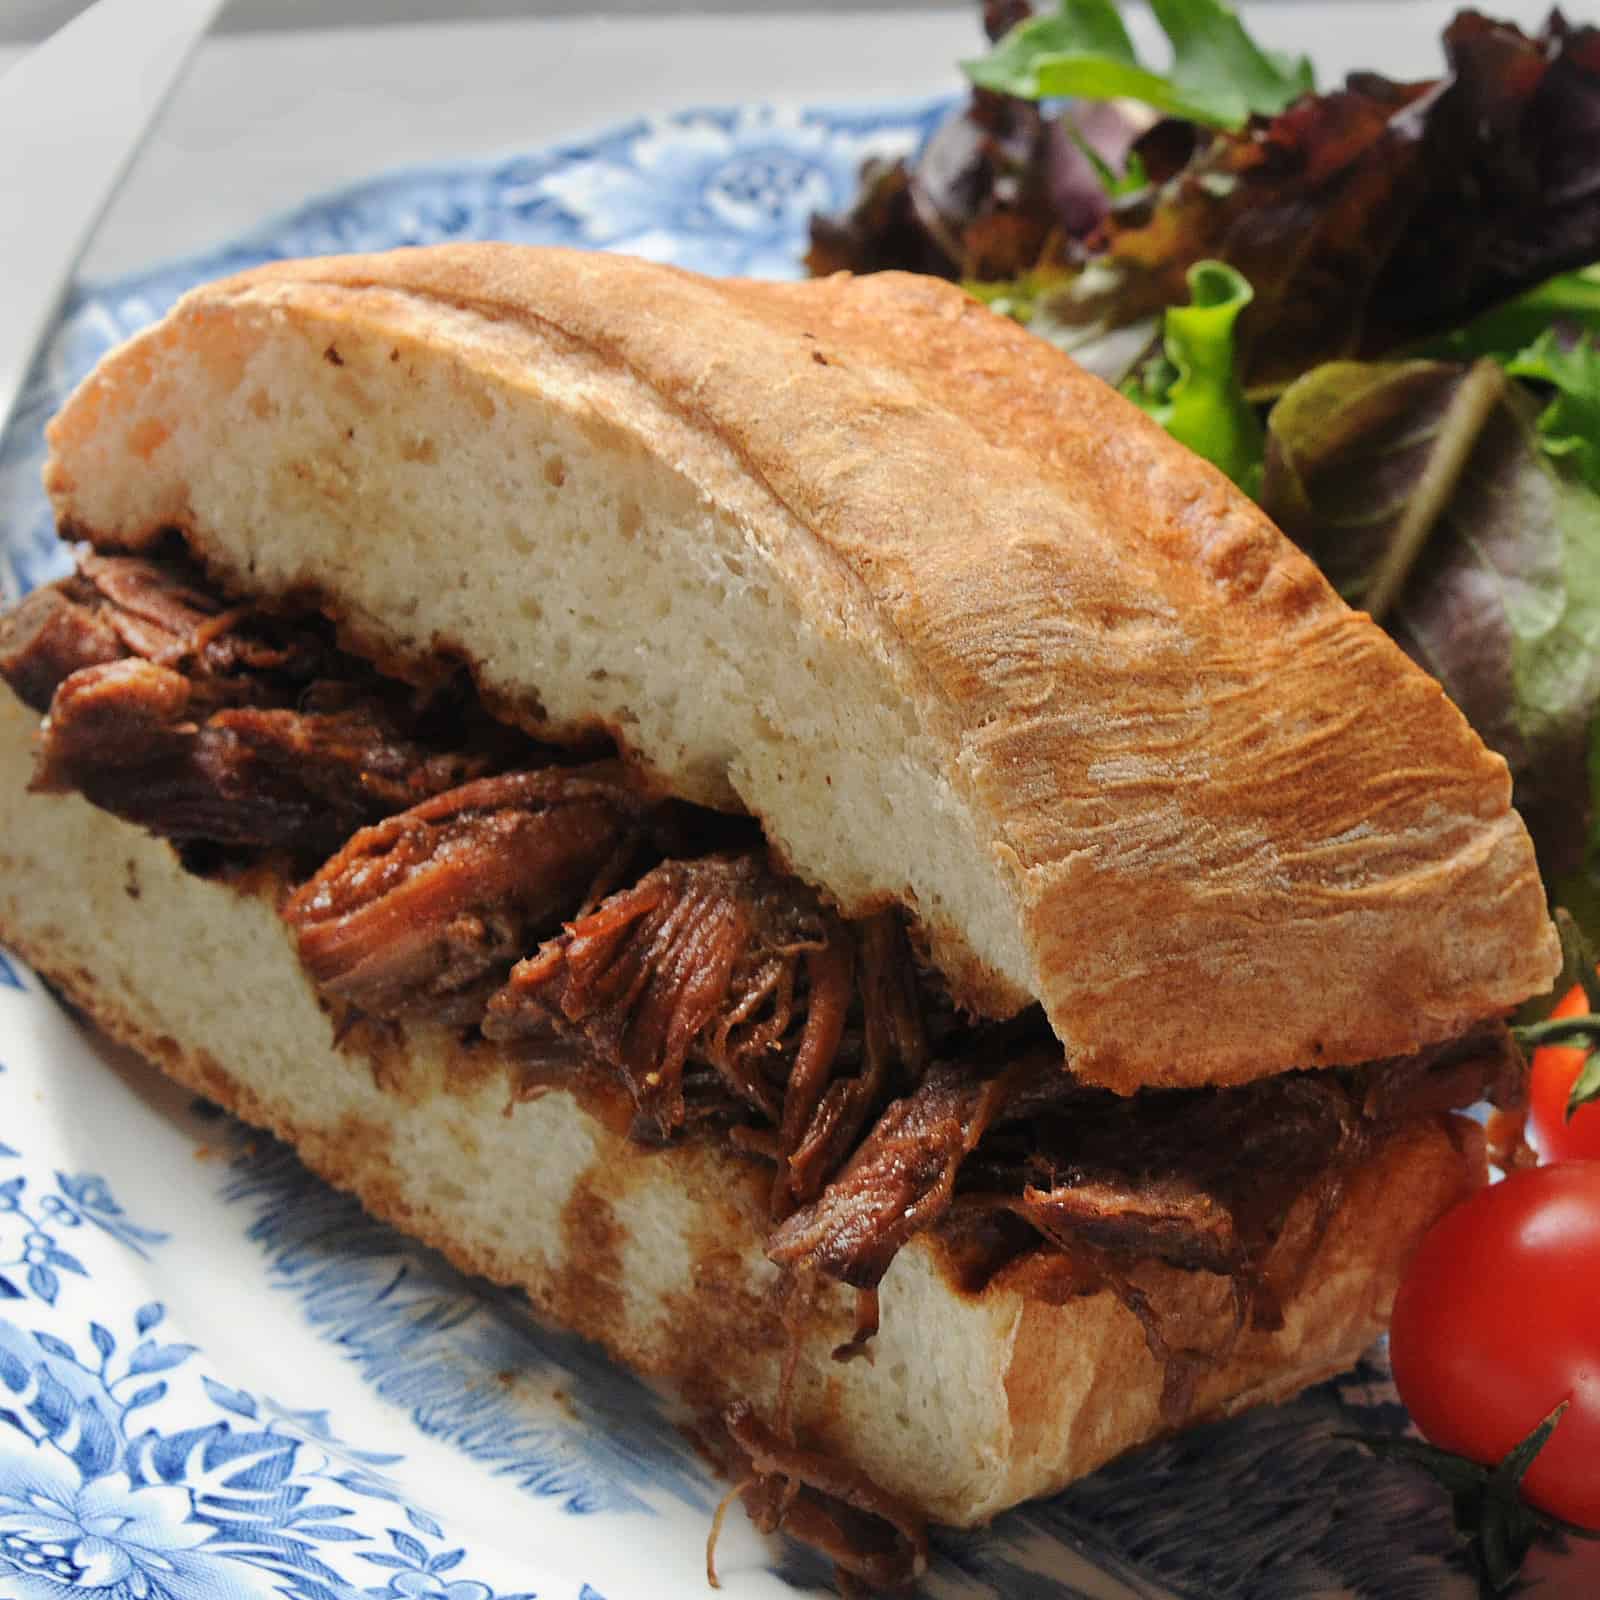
[1,548,526,861]
[765,1057,1034,1289]
[2,551,1518,1301]
[766,1023,1519,1416]
[481,854,936,1212]
[285,767,655,1025]
[2,550,1526,1588]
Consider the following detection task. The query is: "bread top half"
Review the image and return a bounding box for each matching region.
[41,243,1559,1091]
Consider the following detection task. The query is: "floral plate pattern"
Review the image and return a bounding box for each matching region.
[0,101,1589,1600]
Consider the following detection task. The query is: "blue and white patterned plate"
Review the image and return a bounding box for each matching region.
[0,102,1591,1600]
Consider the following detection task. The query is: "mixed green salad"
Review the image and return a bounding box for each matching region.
[811,0,1600,961]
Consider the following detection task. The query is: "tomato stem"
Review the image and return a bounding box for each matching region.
[1566,1050,1600,1121]
[1512,1013,1600,1049]
[1512,1013,1600,1123]
[1343,1402,1590,1597]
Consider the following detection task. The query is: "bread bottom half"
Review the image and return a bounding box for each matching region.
[0,688,1482,1529]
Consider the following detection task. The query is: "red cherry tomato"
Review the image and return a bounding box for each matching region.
[1528,983,1600,1161]
[1389,1163,1600,1530]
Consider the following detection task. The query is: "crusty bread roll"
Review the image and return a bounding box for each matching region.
[0,690,1483,1528]
[2,245,1564,1581]
[41,245,1558,1092]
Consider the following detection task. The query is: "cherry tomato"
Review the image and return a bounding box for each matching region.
[1389,1164,1600,1530]
[1528,983,1600,1161]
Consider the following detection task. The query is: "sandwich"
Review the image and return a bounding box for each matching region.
[0,244,1560,1588]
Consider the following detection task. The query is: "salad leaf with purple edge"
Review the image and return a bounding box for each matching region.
[805,67,1153,281]
[1259,356,1600,904]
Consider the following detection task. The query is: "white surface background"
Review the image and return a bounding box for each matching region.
[1,0,1568,285]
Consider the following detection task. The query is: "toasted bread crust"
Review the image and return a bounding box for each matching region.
[41,245,1557,1086]
[0,688,1481,1524]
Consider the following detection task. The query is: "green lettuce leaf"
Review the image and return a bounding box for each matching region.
[1505,331,1600,495]
[1261,358,1600,929]
[1415,266,1600,491]
[1122,260,1263,492]
[964,0,1313,132]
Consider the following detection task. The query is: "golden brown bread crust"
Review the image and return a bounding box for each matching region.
[0,685,1482,1529]
[41,245,1559,1089]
